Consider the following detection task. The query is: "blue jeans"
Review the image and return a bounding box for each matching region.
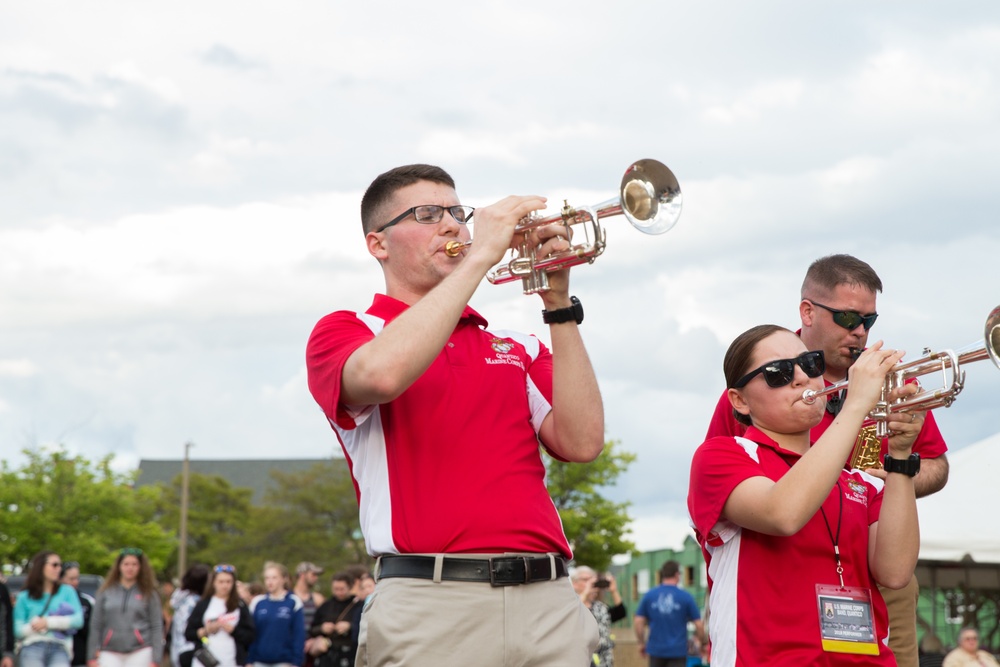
[18,642,71,667]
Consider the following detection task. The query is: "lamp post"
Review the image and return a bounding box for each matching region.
[178,441,192,576]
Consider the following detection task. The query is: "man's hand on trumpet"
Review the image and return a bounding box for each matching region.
[456,195,547,269]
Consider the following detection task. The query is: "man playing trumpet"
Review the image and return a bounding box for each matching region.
[705,253,949,666]
[306,164,603,666]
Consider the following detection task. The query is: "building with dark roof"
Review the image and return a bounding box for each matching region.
[137,458,340,504]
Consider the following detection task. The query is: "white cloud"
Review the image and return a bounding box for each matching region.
[104,61,183,103]
[0,360,37,377]
[703,79,805,124]
[628,506,697,553]
[416,121,603,165]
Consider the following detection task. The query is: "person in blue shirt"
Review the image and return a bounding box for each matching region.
[633,561,706,667]
[247,562,304,667]
[13,551,84,667]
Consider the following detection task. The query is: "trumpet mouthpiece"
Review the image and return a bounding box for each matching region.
[444,240,469,257]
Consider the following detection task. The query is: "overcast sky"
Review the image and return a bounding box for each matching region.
[2,2,999,552]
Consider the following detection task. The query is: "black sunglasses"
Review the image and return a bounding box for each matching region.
[808,300,878,331]
[374,204,475,234]
[734,351,826,389]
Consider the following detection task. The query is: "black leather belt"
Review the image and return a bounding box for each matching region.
[377,555,569,587]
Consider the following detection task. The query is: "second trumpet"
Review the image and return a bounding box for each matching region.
[802,304,1000,437]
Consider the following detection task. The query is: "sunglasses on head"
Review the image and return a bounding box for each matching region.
[734,350,826,389]
[808,300,878,331]
[120,547,143,557]
[215,564,236,574]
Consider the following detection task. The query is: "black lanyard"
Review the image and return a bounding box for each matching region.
[781,454,846,587]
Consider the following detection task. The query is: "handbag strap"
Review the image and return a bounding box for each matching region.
[333,599,357,624]
[39,584,61,616]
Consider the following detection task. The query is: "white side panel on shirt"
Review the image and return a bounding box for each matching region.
[332,312,396,556]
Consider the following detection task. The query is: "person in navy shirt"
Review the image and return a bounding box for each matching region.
[247,563,303,667]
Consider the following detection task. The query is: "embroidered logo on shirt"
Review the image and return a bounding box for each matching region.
[490,338,514,354]
[486,338,525,369]
[845,480,869,506]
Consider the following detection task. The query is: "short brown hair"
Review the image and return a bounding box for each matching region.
[332,571,355,587]
[801,254,883,300]
[723,324,792,426]
[660,560,680,580]
[360,164,456,235]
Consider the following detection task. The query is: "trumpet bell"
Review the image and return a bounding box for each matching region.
[985,305,1000,369]
[620,159,683,235]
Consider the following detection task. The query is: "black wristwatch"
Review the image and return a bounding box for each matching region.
[883,453,920,477]
[542,296,584,325]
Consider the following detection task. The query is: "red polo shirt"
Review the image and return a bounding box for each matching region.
[306,294,571,558]
[688,427,894,666]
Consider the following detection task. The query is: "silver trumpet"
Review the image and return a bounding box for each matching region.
[445,159,682,294]
[802,304,1000,437]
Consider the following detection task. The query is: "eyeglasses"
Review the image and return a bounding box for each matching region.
[214,564,236,574]
[808,300,878,331]
[733,351,826,389]
[374,205,475,234]
[47,561,63,568]
[120,547,143,556]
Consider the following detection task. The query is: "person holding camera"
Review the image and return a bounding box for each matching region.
[571,567,626,667]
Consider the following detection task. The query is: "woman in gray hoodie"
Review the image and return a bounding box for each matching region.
[86,549,163,667]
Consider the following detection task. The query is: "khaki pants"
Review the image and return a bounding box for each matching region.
[356,566,598,667]
[880,576,919,667]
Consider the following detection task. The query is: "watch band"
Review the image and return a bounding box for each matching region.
[883,453,920,477]
[542,296,583,325]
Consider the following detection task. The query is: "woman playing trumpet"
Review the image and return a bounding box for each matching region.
[688,325,922,666]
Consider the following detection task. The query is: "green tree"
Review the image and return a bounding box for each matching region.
[152,472,254,579]
[545,439,637,571]
[0,448,173,574]
[229,460,368,578]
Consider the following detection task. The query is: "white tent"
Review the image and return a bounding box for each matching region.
[916,430,1000,590]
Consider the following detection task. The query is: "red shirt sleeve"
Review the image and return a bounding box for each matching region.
[910,410,948,459]
[305,311,374,430]
[688,435,771,546]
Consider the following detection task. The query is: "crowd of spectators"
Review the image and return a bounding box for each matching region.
[3,552,372,667]
[6,551,1000,666]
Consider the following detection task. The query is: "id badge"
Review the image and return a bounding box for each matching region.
[816,584,879,655]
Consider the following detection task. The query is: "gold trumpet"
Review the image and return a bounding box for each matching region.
[803,304,1000,447]
[444,159,682,294]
